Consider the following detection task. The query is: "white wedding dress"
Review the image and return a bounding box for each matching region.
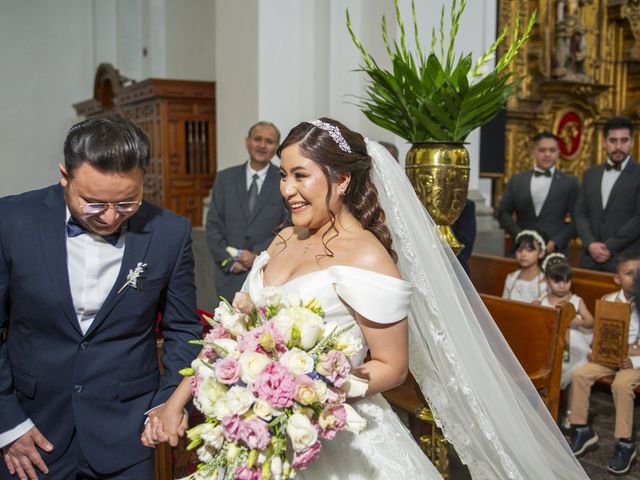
[245,251,443,480]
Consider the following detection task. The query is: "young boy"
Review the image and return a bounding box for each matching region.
[568,253,640,474]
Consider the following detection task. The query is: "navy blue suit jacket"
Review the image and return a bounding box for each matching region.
[0,184,201,473]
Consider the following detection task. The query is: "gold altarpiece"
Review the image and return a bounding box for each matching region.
[74,64,216,227]
[498,0,640,182]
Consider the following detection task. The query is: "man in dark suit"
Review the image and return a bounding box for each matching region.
[0,116,201,479]
[206,122,289,301]
[498,131,580,254]
[576,116,640,271]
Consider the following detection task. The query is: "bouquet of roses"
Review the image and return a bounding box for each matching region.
[181,287,367,480]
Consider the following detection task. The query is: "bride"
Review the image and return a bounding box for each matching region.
[143,118,588,479]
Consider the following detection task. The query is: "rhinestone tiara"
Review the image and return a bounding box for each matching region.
[309,119,352,153]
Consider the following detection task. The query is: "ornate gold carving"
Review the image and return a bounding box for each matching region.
[621,0,640,60]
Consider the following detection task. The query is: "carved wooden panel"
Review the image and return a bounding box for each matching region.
[73,64,216,226]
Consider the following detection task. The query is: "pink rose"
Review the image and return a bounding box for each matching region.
[222,414,242,442]
[325,387,347,404]
[252,362,296,408]
[318,405,346,439]
[238,320,285,354]
[239,416,270,450]
[316,350,350,387]
[215,357,240,384]
[234,466,261,480]
[291,440,322,470]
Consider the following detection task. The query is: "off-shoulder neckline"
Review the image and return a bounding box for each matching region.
[257,251,408,289]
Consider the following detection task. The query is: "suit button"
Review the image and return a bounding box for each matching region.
[79,342,89,350]
[74,384,83,393]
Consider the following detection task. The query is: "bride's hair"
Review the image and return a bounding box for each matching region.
[277,117,397,262]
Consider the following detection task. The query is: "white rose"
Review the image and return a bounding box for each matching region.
[286,412,318,452]
[212,396,233,420]
[191,358,215,379]
[225,385,255,415]
[196,444,216,463]
[294,312,324,350]
[200,424,225,451]
[272,311,295,343]
[336,332,363,357]
[260,286,282,308]
[212,338,239,358]
[312,379,328,403]
[284,291,303,307]
[252,398,275,420]
[279,348,314,375]
[220,312,247,338]
[238,352,271,384]
[343,404,367,433]
[194,378,228,417]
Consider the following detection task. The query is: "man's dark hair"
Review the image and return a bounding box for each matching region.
[247,121,281,144]
[614,251,640,273]
[603,117,633,137]
[532,131,560,144]
[64,115,150,177]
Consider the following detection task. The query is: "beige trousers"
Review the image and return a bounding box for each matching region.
[568,362,640,439]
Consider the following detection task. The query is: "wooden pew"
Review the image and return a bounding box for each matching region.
[469,253,617,313]
[383,293,573,423]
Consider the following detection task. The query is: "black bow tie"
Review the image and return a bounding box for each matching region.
[66,216,121,246]
[533,169,552,177]
[605,162,622,171]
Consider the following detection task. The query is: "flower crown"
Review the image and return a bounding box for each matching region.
[515,229,546,254]
[541,252,568,272]
[309,120,352,153]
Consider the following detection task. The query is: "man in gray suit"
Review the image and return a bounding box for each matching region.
[498,131,580,254]
[576,117,640,271]
[206,122,289,300]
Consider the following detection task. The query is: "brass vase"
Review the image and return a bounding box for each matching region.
[404,142,470,253]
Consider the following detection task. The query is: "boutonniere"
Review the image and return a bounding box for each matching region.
[117,262,148,294]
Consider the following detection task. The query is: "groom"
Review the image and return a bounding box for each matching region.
[0,116,201,479]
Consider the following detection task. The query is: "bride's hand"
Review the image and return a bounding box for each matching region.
[141,405,187,448]
[233,292,255,314]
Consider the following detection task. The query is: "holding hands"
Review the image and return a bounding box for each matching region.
[141,404,188,448]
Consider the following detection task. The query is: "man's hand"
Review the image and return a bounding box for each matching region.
[546,240,556,253]
[237,250,257,269]
[142,407,188,448]
[229,262,249,274]
[2,426,53,480]
[587,242,611,263]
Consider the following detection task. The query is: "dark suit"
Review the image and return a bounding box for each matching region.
[497,169,579,252]
[206,163,288,301]
[575,159,640,271]
[0,184,201,475]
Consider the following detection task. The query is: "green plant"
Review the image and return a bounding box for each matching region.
[346,0,535,143]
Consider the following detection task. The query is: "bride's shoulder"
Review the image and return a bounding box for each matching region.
[340,230,401,280]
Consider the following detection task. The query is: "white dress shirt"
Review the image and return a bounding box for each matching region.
[603,289,640,368]
[530,166,555,216]
[601,156,630,209]
[0,210,126,448]
[246,163,269,194]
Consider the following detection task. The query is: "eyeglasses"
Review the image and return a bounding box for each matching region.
[69,182,143,216]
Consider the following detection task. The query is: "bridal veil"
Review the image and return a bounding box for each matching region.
[366,139,588,479]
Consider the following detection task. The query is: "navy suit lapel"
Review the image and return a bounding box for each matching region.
[39,186,82,335]
[85,206,154,337]
[248,164,278,223]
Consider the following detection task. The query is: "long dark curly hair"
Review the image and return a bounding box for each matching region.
[277,117,396,262]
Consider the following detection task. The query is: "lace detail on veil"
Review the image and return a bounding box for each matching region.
[366,139,588,480]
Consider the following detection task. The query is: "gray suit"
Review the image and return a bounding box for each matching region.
[497,169,580,252]
[575,159,640,271]
[206,162,289,300]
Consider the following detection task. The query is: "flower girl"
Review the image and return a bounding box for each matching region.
[537,253,594,389]
[502,230,547,302]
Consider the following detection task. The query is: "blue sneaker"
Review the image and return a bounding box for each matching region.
[608,441,636,475]
[569,426,599,456]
